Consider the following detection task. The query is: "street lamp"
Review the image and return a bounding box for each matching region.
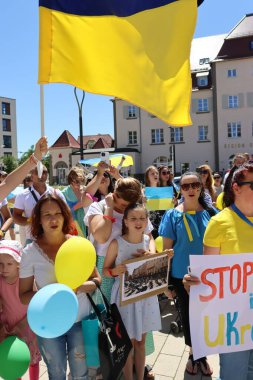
[74,88,85,160]
[168,127,176,174]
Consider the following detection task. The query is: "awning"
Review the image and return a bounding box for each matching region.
[196,71,209,77]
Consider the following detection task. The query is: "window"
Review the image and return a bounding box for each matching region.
[153,156,169,167]
[198,126,208,141]
[228,95,238,109]
[128,131,137,145]
[3,135,12,148]
[2,102,10,115]
[127,106,137,118]
[197,76,208,87]
[4,152,12,157]
[2,118,11,132]
[227,122,241,138]
[87,140,96,149]
[228,69,237,77]
[148,113,156,118]
[151,129,164,144]
[170,127,183,143]
[249,41,253,50]
[199,58,210,65]
[197,98,208,112]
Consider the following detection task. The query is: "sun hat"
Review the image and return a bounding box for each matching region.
[0,240,23,263]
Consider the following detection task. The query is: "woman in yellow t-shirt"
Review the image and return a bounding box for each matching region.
[184,163,253,380]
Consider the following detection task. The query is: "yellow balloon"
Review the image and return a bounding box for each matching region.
[55,237,96,289]
[155,236,163,253]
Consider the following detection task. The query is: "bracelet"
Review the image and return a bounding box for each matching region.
[29,153,38,165]
[103,215,116,223]
[86,193,98,202]
[108,268,118,278]
[0,230,5,238]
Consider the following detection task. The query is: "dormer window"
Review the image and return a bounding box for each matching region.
[199,58,210,65]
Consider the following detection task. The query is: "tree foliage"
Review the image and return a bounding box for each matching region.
[1,155,18,173]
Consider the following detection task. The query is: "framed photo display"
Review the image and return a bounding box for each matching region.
[120,252,169,306]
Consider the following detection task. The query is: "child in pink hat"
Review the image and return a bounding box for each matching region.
[0,240,41,380]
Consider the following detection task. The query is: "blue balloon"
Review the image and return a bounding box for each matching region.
[27,283,78,338]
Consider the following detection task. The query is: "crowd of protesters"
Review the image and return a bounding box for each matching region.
[0,138,252,380]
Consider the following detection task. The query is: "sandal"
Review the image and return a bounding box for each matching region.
[186,354,198,375]
[199,356,213,376]
[144,364,155,379]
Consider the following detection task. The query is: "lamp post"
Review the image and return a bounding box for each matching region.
[74,88,85,160]
[168,127,176,174]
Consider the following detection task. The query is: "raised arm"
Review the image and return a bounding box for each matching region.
[0,137,48,202]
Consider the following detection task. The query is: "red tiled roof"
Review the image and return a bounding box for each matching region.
[51,130,80,148]
[79,134,114,149]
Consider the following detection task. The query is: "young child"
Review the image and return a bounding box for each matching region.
[0,240,41,380]
[103,203,170,380]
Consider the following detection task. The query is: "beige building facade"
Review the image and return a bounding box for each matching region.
[0,96,18,162]
[113,14,253,175]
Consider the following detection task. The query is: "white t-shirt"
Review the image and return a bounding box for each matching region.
[84,200,153,257]
[14,185,65,240]
[19,241,91,322]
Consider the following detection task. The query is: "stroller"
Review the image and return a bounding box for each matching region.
[158,285,183,335]
[167,284,183,335]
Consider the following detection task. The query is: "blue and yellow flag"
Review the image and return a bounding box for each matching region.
[145,187,174,211]
[39,0,197,126]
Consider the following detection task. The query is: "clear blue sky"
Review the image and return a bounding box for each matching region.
[0,0,252,155]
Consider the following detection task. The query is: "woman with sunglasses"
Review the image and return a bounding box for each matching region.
[197,164,216,203]
[158,166,179,197]
[159,172,213,376]
[183,163,253,380]
[144,166,161,239]
[213,172,224,200]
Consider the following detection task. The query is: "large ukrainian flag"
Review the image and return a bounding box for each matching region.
[39,0,197,126]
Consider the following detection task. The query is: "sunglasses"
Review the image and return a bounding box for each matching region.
[213,176,221,179]
[161,171,170,175]
[198,170,208,175]
[181,182,201,191]
[237,181,253,190]
[103,172,110,178]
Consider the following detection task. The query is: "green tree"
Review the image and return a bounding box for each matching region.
[1,155,18,173]
[18,146,50,173]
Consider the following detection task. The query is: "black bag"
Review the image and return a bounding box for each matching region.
[87,287,132,380]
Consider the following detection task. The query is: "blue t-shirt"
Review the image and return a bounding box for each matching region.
[158,208,211,278]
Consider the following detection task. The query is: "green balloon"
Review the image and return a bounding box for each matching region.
[0,336,30,380]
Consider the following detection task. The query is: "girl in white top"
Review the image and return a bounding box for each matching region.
[19,193,101,380]
[103,203,166,380]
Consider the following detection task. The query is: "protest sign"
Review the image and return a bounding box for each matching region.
[189,253,253,360]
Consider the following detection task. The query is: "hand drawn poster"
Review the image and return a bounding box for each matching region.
[189,254,253,360]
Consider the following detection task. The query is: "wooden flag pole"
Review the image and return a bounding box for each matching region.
[40,84,45,136]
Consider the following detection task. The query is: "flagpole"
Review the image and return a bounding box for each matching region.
[40,84,45,136]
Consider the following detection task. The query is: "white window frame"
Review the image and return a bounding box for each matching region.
[127,105,137,118]
[197,98,208,112]
[128,131,137,145]
[228,95,238,109]
[227,122,241,138]
[170,127,183,143]
[151,129,164,144]
[198,125,208,141]
[228,69,237,77]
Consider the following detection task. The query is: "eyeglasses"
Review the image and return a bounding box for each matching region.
[161,171,170,175]
[181,182,201,191]
[213,176,221,180]
[237,181,253,190]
